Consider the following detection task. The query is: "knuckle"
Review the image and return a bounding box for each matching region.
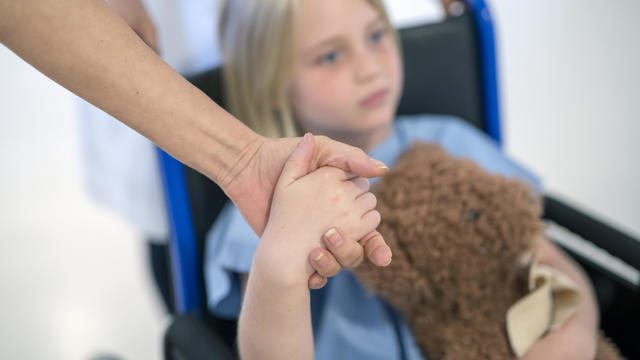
[320,167,343,182]
[327,264,342,277]
[362,230,382,249]
[362,192,377,208]
[329,192,341,205]
[346,253,364,268]
[353,176,369,190]
[311,276,326,289]
[319,168,333,181]
[342,246,364,268]
[371,194,378,208]
[320,264,337,277]
[367,210,381,227]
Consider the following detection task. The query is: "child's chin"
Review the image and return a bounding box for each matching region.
[359,109,394,130]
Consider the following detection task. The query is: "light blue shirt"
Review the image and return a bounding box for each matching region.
[204,115,540,359]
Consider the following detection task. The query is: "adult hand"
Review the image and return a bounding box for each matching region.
[106,0,159,52]
[223,135,393,286]
[440,0,465,17]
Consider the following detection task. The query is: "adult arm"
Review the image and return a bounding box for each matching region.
[105,0,159,53]
[0,1,393,269]
[0,0,255,189]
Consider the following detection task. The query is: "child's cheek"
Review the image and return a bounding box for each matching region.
[318,78,348,109]
[393,56,404,101]
[384,45,404,105]
[309,72,352,116]
[291,66,355,132]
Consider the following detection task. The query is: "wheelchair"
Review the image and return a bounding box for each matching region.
[157,1,640,358]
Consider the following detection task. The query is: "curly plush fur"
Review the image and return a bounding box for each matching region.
[353,143,623,360]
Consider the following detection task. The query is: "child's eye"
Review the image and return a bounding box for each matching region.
[318,50,340,65]
[368,29,387,44]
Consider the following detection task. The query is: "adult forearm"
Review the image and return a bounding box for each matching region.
[0,0,258,186]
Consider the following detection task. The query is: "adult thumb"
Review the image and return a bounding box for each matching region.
[279,133,315,187]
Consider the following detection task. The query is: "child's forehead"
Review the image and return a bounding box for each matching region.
[295,0,382,43]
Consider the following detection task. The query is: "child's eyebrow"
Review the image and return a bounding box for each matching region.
[365,15,386,30]
[301,15,386,58]
[306,36,343,55]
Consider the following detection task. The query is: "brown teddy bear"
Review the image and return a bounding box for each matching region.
[353,143,623,360]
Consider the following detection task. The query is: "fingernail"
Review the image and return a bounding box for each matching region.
[382,256,392,267]
[323,228,342,247]
[313,251,324,262]
[369,157,388,169]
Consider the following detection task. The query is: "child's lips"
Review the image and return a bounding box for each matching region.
[359,88,389,108]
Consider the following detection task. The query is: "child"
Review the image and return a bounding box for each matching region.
[205,0,599,359]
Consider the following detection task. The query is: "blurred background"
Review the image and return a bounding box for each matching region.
[0,0,638,359]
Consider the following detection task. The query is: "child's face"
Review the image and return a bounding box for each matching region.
[289,0,403,149]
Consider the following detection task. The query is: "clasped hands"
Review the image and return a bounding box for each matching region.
[225,133,393,289]
[104,0,391,286]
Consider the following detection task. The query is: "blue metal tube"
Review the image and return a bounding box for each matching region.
[157,149,202,313]
[466,0,502,145]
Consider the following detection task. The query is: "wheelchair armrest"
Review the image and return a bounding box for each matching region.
[542,195,640,291]
[164,312,237,360]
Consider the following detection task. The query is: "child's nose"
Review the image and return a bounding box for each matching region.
[353,49,381,83]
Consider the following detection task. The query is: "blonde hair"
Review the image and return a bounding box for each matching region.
[218,0,398,138]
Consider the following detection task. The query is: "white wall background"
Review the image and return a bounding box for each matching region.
[492,0,640,238]
[384,0,640,238]
[0,47,166,359]
[0,0,638,359]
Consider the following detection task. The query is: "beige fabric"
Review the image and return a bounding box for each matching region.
[506,261,582,357]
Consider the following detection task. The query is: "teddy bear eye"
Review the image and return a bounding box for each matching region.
[465,209,481,222]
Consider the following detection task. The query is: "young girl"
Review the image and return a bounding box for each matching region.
[205,0,599,359]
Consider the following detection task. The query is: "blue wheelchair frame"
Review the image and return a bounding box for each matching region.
[157,0,501,315]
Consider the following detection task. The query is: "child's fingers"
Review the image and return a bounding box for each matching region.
[347,176,370,195]
[308,272,328,290]
[356,192,377,212]
[360,230,392,267]
[361,209,382,232]
[322,227,364,269]
[309,248,342,278]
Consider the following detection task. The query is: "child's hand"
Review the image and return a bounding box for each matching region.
[520,324,596,360]
[255,134,381,286]
[520,235,599,360]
